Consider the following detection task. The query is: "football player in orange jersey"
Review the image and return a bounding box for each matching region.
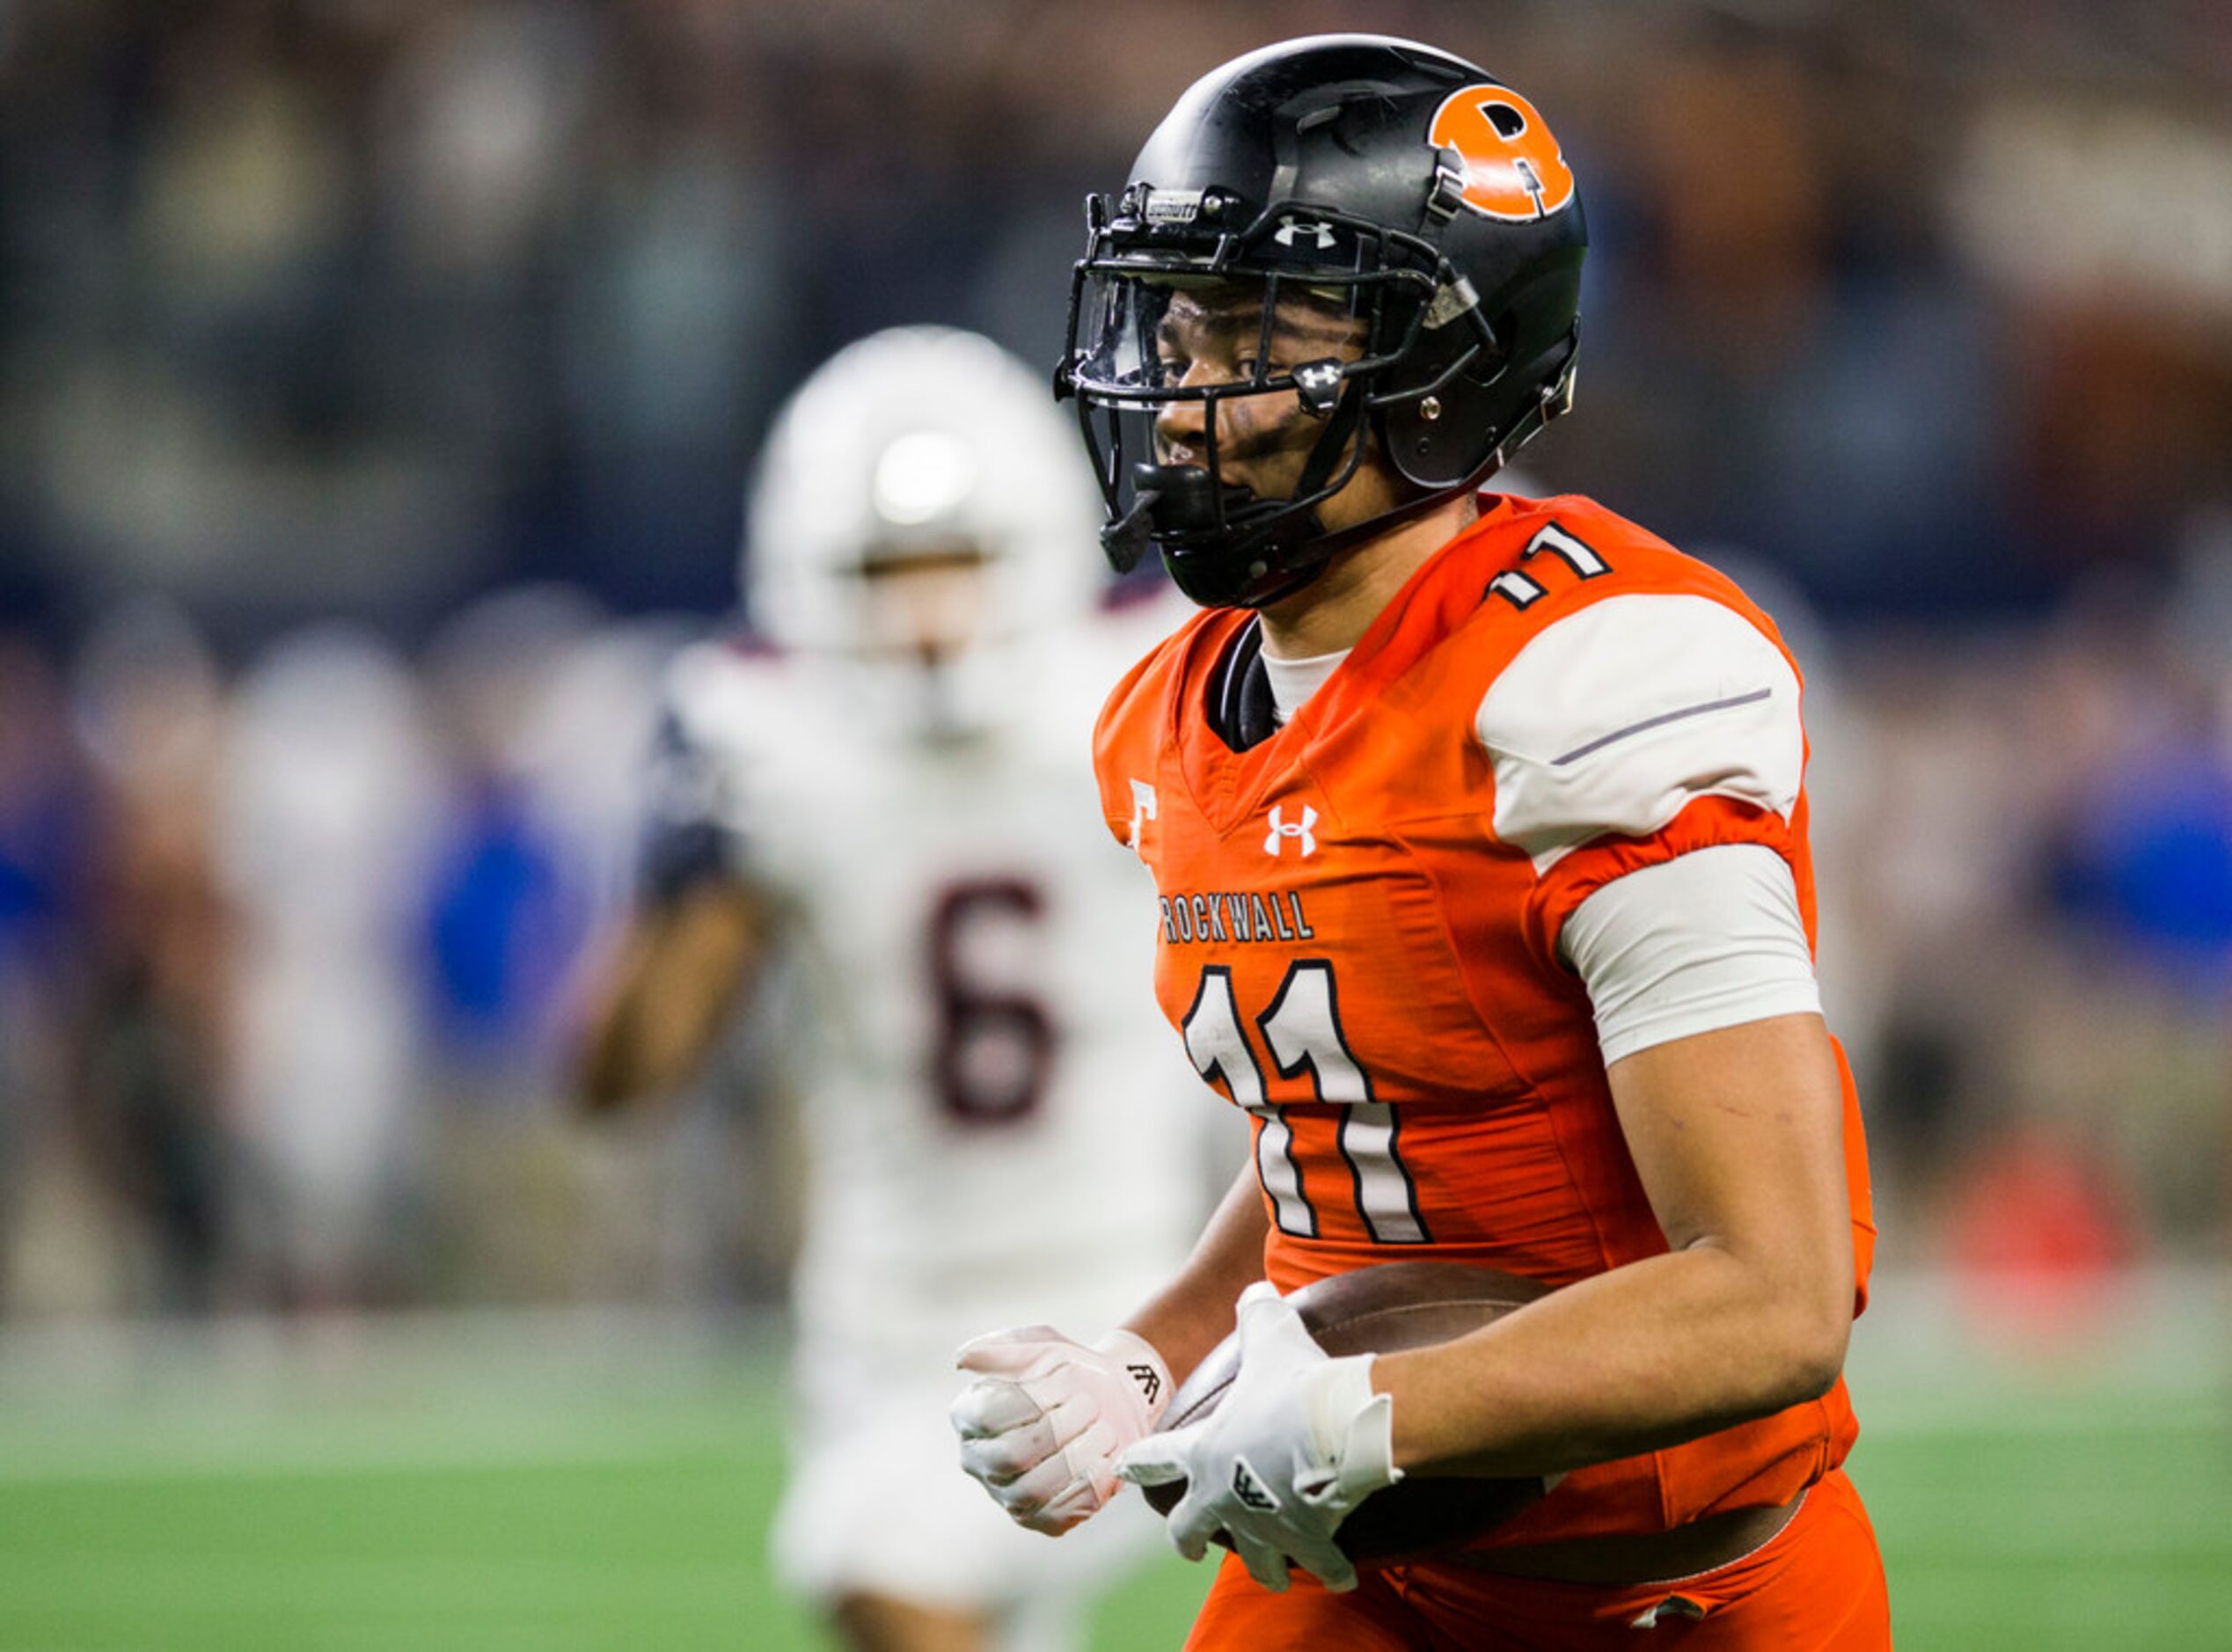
[950,33,1889,1650]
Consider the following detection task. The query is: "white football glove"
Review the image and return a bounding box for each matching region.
[1115,1282,1401,1593]
[951,1325,1173,1536]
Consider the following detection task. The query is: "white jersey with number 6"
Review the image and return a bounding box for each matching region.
[648,602,1214,1612]
[657,613,1207,1355]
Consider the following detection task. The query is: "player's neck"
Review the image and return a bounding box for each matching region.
[1257,493,1479,659]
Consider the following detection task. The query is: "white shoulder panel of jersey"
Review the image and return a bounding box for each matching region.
[665,640,813,754]
[999,596,1190,757]
[1474,593,1803,872]
[657,640,840,834]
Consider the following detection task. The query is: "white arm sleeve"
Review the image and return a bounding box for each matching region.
[1475,593,1804,873]
[1558,844,1821,1066]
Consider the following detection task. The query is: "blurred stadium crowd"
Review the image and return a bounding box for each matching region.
[1,0,2229,1321]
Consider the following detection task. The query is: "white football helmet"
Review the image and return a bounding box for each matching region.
[744,326,1109,735]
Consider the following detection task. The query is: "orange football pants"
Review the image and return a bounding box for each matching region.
[1181,1470,1888,1651]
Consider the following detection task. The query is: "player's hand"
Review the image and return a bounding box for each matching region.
[1114,1282,1400,1593]
[951,1325,1174,1536]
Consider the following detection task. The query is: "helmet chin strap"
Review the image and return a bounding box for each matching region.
[1211,360,1584,606]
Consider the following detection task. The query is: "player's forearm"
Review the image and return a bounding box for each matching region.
[575,887,763,1112]
[1121,1165,1270,1385]
[1374,1239,1851,1480]
[1380,1013,1856,1480]
[578,969,709,1110]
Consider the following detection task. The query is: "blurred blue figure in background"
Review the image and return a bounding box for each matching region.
[423,781,588,1064]
[2053,742,2232,992]
[419,588,607,1080]
[415,588,616,1299]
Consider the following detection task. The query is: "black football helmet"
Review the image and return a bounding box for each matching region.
[1059,34,1588,609]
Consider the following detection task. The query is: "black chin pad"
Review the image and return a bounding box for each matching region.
[1117,463,1335,609]
[1129,463,1255,535]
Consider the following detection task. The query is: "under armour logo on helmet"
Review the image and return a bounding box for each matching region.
[1292,359,1343,414]
[1272,215,1336,250]
[1263,804,1317,858]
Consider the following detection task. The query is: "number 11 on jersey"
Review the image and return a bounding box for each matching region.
[1181,961,1429,1245]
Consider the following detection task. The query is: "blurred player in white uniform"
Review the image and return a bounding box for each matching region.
[218,625,443,1306]
[577,327,1211,1652]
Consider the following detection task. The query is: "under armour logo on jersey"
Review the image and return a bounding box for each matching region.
[1128,779,1159,857]
[1272,215,1336,250]
[1230,1456,1280,1513]
[1127,1363,1162,1407]
[1263,804,1317,858]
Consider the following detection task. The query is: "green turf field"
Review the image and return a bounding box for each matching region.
[0,1281,2223,1649]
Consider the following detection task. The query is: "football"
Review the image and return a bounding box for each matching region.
[1140,1261,1554,1564]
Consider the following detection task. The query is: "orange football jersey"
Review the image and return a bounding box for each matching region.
[1094,492,1876,1546]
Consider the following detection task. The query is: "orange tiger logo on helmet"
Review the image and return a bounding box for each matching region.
[1428,84,1577,222]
